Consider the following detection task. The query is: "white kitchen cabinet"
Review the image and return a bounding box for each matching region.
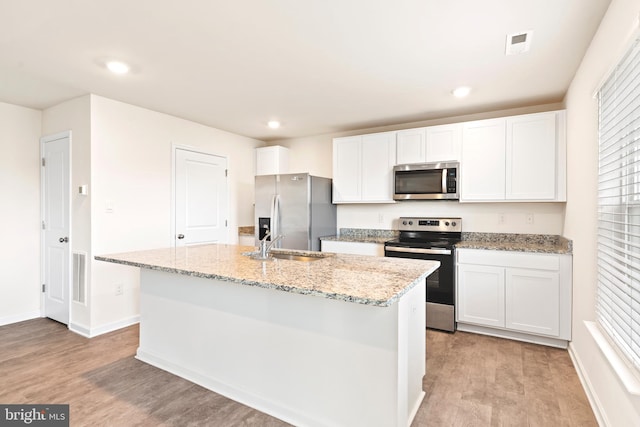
[396,124,461,164]
[396,128,426,164]
[426,123,462,162]
[506,112,559,200]
[321,240,385,256]
[333,132,396,203]
[460,110,566,202]
[255,145,289,176]
[505,268,560,336]
[333,136,361,202]
[457,264,505,328]
[461,118,506,201]
[456,248,572,348]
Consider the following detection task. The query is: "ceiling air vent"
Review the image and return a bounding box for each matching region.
[505,30,533,55]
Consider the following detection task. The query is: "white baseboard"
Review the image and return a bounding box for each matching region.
[456,322,569,348]
[0,310,42,327]
[568,341,609,427]
[88,315,140,337]
[69,315,139,338]
[136,349,310,427]
[68,322,91,337]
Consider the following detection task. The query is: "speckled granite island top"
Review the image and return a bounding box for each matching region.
[95,244,438,307]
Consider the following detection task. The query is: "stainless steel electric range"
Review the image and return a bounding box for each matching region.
[384,217,462,332]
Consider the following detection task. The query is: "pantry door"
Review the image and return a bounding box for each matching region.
[41,131,71,325]
[174,148,228,247]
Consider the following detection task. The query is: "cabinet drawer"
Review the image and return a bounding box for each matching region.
[457,249,560,271]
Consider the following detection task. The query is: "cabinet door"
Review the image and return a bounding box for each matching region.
[506,112,557,200]
[461,119,506,201]
[426,123,462,162]
[506,268,560,337]
[361,132,396,202]
[256,146,289,176]
[332,136,362,203]
[457,264,505,327]
[396,128,426,164]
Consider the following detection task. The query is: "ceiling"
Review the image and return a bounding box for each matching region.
[0,0,611,141]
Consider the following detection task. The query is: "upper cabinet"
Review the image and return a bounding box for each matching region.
[331,110,566,205]
[460,110,566,202]
[460,118,506,200]
[255,145,289,176]
[333,132,396,203]
[396,123,462,164]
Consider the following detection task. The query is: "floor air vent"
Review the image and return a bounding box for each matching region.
[73,252,87,304]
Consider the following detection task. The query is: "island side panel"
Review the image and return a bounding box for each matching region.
[136,268,425,427]
[399,281,427,424]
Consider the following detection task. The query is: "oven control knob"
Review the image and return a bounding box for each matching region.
[445,221,450,226]
[402,220,407,225]
[452,221,457,227]
[408,221,413,225]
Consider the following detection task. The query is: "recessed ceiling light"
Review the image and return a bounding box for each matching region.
[267,120,281,129]
[106,60,130,75]
[452,86,471,98]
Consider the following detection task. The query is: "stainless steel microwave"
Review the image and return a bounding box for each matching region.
[393,161,459,200]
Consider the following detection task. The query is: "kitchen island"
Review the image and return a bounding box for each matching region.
[96,244,438,427]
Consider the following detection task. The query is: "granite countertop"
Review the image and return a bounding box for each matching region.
[319,228,572,254]
[95,244,438,307]
[320,228,398,244]
[456,232,572,254]
[238,226,254,235]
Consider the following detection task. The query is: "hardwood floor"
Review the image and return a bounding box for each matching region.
[0,319,596,426]
[418,330,598,427]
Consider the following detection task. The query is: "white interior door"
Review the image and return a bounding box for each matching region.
[41,132,71,324]
[174,148,228,246]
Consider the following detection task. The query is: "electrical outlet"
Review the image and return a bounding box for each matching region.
[526,213,534,225]
[115,283,123,296]
[498,214,505,225]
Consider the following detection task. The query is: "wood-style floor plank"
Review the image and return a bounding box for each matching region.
[0,319,596,426]
[418,330,598,427]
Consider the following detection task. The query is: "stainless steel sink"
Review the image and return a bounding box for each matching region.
[269,252,325,262]
[242,251,328,262]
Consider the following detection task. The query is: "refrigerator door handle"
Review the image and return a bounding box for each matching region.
[272,194,281,247]
[269,195,276,239]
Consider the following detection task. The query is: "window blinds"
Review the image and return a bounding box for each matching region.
[597,36,640,372]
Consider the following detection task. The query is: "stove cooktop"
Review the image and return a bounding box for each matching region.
[386,216,463,249]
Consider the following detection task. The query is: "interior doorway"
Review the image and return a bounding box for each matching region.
[173,147,228,247]
[41,131,71,325]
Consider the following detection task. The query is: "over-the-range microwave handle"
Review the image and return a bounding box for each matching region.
[385,246,451,255]
[442,168,447,194]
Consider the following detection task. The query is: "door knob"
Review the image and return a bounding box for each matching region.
[59,237,68,243]
[177,234,185,239]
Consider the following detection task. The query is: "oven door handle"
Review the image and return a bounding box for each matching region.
[385,246,451,255]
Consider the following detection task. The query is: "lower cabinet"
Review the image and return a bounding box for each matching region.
[456,248,571,347]
[320,240,385,256]
[457,264,505,328]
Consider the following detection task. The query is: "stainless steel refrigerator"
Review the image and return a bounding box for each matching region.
[254,173,336,251]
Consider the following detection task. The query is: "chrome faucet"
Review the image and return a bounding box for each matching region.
[258,231,283,258]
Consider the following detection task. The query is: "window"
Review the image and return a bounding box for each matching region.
[597,35,640,372]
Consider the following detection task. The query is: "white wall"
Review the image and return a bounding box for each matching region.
[89,95,263,332]
[42,95,92,329]
[564,0,640,424]
[274,103,566,235]
[0,102,42,325]
[337,202,565,234]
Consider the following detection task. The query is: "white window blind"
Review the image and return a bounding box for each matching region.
[597,35,640,372]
